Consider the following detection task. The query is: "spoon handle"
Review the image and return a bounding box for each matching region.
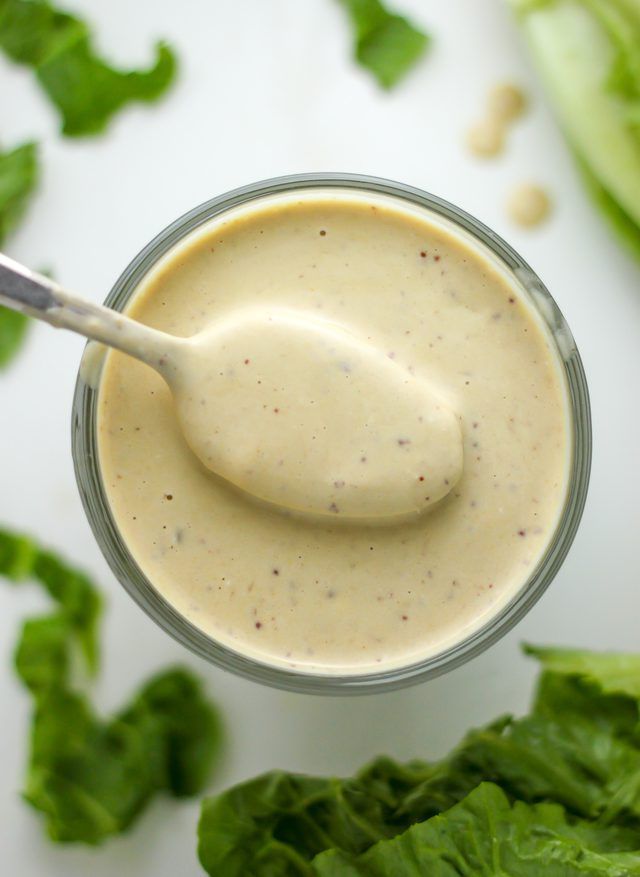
[0,252,180,369]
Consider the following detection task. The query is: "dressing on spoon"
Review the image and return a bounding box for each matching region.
[0,253,463,523]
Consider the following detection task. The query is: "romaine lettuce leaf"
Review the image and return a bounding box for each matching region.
[0,528,101,678]
[337,0,430,88]
[526,643,640,701]
[0,141,38,368]
[25,669,221,844]
[0,140,38,243]
[0,306,29,369]
[312,783,640,876]
[0,0,177,136]
[1,528,222,843]
[198,645,640,875]
[198,758,437,876]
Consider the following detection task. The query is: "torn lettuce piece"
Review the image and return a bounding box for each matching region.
[526,643,640,701]
[0,140,39,367]
[1,528,222,843]
[337,0,430,88]
[198,759,436,877]
[0,140,38,243]
[0,0,177,136]
[0,528,101,679]
[117,668,223,799]
[25,669,221,844]
[0,306,29,369]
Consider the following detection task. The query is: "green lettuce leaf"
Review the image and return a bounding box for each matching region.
[526,643,640,701]
[0,141,39,367]
[507,0,640,259]
[336,0,430,89]
[118,668,223,799]
[199,645,640,874]
[0,306,29,368]
[398,648,640,830]
[405,645,640,826]
[0,0,177,136]
[312,783,640,876]
[15,614,72,694]
[0,528,101,679]
[197,758,435,876]
[25,669,221,844]
[0,140,38,243]
[1,528,222,843]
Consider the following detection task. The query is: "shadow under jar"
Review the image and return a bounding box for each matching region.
[72,173,591,694]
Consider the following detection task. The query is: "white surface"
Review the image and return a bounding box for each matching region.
[1,1,639,873]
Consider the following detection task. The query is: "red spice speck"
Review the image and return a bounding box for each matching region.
[434,255,441,262]
[518,529,526,537]
[488,583,494,589]
[397,438,411,446]
[255,621,262,629]
[418,475,425,482]
[401,615,408,621]
[420,251,427,258]
[273,408,280,413]
[244,358,250,365]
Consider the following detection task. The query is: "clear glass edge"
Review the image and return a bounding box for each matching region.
[71,172,592,695]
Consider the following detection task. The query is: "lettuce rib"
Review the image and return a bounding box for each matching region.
[509,0,640,257]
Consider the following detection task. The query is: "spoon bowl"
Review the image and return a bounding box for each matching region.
[0,253,463,523]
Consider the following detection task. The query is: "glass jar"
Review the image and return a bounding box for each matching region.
[71,173,591,694]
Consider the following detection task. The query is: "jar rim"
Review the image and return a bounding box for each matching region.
[71,172,592,695]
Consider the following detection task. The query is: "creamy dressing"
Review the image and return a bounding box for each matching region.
[81,287,464,521]
[97,191,570,674]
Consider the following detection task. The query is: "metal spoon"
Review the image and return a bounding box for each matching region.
[0,252,463,523]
